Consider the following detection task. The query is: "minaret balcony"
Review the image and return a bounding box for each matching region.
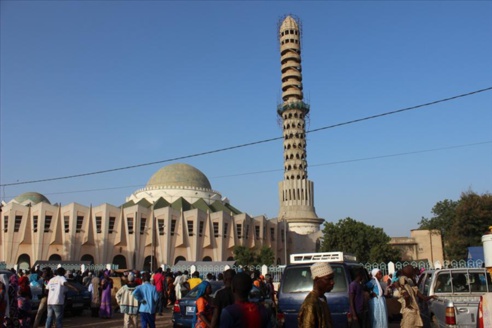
[277,101,310,116]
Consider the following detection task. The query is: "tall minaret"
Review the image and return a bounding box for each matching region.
[277,16,324,235]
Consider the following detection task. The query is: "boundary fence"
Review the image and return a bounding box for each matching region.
[1,259,484,282]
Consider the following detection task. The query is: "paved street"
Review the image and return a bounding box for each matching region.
[62,308,174,328]
[59,307,400,328]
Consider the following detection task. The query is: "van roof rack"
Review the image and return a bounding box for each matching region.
[290,252,357,263]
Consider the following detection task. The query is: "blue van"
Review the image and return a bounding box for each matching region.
[277,252,367,328]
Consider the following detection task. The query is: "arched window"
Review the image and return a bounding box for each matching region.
[202,256,212,262]
[227,256,234,261]
[113,255,127,269]
[81,254,94,263]
[17,254,30,270]
[174,256,186,265]
[49,254,61,261]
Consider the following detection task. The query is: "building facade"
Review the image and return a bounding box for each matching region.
[389,229,444,265]
[0,163,307,270]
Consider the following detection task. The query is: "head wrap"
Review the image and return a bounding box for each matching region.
[310,262,333,279]
[371,268,382,297]
[192,281,211,328]
[127,272,135,282]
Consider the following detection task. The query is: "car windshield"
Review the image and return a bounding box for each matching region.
[186,282,224,298]
[282,264,347,293]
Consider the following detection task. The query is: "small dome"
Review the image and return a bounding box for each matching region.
[146,163,212,190]
[13,192,51,205]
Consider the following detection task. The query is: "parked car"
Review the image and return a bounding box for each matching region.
[172,280,225,328]
[276,252,368,328]
[65,280,91,315]
[417,267,491,327]
[172,279,276,328]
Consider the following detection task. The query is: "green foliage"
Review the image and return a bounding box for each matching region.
[419,191,492,259]
[233,245,275,266]
[320,217,401,263]
[256,246,275,266]
[232,246,255,266]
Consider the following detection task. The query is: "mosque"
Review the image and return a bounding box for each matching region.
[0,16,324,270]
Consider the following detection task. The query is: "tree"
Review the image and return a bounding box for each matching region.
[256,246,275,266]
[232,245,256,266]
[320,217,400,263]
[419,191,492,259]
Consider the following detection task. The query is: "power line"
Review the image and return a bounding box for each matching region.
[1,86,491,187]
[3,140,490,200]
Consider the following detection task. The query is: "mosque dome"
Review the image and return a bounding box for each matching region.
[13,192,51,205]
[146,163,212,190]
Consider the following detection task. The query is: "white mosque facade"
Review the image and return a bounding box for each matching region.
[1,163,320,270]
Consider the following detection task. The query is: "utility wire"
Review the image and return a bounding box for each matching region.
[2,140,491,199]
[1,86,491,187]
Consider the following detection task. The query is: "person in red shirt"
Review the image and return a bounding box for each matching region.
[152,268,165,315]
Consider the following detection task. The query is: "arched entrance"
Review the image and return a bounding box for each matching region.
[226,256,234,261]
[143,256,158,273]
[49,254,62,261]
[113,255,127,269]
[17,254,30,270]
[202,256,212,262]
[81,254,94,263]
[174,256,186,265]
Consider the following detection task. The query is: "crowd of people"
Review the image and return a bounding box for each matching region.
[299,262,434,328]
[0,265,277,328]
[0,262,433,328]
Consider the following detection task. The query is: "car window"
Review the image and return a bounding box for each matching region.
[186,282,224,298]
[434,272,451,293]
[282,264,347,293]
[422,272,433,296]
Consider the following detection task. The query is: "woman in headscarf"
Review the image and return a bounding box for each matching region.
[0,274,10,325]
[365,268,388,328]
[192,281,213,328]
[7,273,20,327]
[89,271,101,317]
[99,270,113,319]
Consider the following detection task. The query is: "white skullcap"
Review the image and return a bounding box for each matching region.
[371,268,380,277]
[310,262,333,279]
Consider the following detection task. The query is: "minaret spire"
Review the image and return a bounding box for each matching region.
[277,15,323,235]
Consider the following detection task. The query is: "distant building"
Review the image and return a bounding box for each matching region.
[389,229,444,265]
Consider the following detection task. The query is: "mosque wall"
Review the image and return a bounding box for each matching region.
[0,198,305,269]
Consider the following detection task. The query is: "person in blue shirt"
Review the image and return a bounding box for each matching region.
[132,272,159,328]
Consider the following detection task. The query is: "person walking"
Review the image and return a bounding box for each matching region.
[349,268,367,328]
[187,271,202,290]
[99,271,113,319]
[45,267,78,328]
[173,271,188,300]
[89,271,102,317]
[211,269,236,328]
[116,272,140,328]
[366,268,388,328]
[33,268,53,328]
[219,272,269,328]
[132,272,159,328]
[193,281,213,328]
[152,268,165,315]
[298,262,335,328]
[396,265,434,328]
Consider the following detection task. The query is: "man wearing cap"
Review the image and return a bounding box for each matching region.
[116,272,140,328]
[298,262,335,328]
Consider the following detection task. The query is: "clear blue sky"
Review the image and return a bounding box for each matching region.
[1,1,491,237]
